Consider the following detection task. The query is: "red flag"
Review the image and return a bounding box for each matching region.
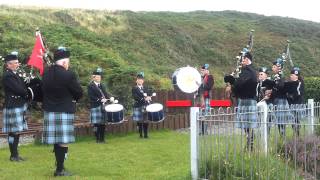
[28,32,46,75]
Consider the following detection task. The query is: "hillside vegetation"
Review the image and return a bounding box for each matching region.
[0,6,320,107]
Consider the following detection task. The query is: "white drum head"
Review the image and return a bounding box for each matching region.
[105,104,124,112]
[176,67,201,93]
[146,103,163,112]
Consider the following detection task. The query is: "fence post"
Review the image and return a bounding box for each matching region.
[190,107,199,180]
[308,99,314,134]
[257,102,268,155]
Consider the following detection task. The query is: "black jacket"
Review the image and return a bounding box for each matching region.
[132,85,150,108]
[286,80,304,105]
[42,65,83,113]
[233,65,257,99]
[2,69,28,108]
[88,81,110,108]
[256,79,274,102]
[272,75,287,99]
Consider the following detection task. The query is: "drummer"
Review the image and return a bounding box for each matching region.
[198,64,214,135]
[88,67,111,143]
[132,72,150,138]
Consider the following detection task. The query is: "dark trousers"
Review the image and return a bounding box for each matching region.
[8,133,20,158]
[244,128,254,151]
[94,124,106,142]
[137,122,148,138]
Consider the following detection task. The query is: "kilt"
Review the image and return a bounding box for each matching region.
[274,98,294,124]
[132,107,147,122]
[2,104,28,133]
[267,103,276,127]
[90,106,106,124]
[235,99,258,128]
[42,111,75,144]
[290,104,307,123]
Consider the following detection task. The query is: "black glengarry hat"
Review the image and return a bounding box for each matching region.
[290,67,300,75]
[54,46,70,61]
[273,58,284,68]
[201,64,209,70]
[92,67,103,75]
[4,51,18,62]
[258,67,269,74]
[137,72,144,79]
[243,52,252,61]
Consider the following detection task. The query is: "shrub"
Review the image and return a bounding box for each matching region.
[285,135,320,178]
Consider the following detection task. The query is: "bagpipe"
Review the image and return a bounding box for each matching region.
[273,40,294,82]
[223,30,254,100]
[224,29,254,83]
[18,28,53,102]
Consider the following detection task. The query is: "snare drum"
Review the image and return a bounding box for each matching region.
[104,104,124,123]
[146,103,164,122]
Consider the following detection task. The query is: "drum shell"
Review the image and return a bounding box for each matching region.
[105,110,124,123]
[147,110,164,122]
[104,104,124,123]
[146,103,165,122]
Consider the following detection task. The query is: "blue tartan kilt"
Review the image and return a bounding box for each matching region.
[132,107,147,122]
[2,104,28,133]
[90,106,106,124]
[42,111,75,144]
[274,98,294,124]
[267,103,277,127]
[290,104,307,123]
[235,99,258,129]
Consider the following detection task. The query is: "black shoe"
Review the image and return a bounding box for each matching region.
[144,136,148,139]
[10,156,25,162]
[54,170,72,176]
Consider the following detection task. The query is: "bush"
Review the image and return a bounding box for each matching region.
[304,77,320,101]
[285,135,320,178]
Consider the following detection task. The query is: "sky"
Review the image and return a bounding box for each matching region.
[0,0,319,23]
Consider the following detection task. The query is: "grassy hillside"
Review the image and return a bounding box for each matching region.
[0,6,320,107]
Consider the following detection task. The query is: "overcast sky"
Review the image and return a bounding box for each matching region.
[1,0,319,23]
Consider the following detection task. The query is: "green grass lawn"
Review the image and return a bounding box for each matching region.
[0,130,191,180]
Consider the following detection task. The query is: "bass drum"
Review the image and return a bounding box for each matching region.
[172,66,201,93]
[146,103,164,122]
[104,104,124,124]
[26,78,43,102]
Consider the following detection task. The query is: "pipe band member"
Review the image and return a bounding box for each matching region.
[2,51,29,162]
[256,67,275,134]
[132,72,150,138]
[271,58,294,137]
[286,67,305,136]
[198,63,214,135]
[88,67,110,143]
[230,52,258,151]
[42,46,83,176]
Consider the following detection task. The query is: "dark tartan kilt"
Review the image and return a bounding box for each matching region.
[42,111,75,144]
[267,103,277,127]
[90,106,106,124]
[235,99,258,129]
[290,104,307,123]
[132,107,147,123]
[274,98,294,124]
[2,104,28,133]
